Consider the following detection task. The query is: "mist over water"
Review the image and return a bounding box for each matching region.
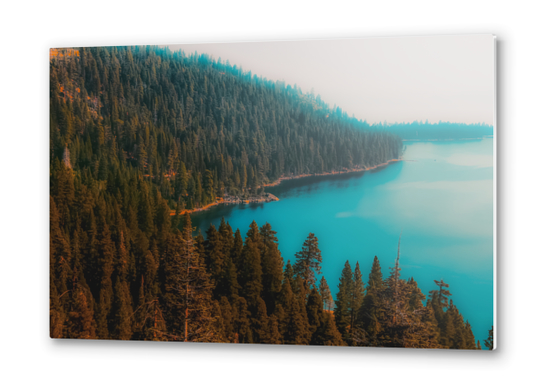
[191,139,494,346]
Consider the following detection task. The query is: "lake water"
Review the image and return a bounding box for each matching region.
[191,138,494,347]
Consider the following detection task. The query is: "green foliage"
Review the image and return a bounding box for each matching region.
[334,261,353,339]
[352,262,364,330]
[293,233,322,291]
[260,223,283,314]
[367,255,383,293]
[319,276,333,311]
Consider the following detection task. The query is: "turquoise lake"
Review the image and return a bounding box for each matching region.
[191,138,494,347]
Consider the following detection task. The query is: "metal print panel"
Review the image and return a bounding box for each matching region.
[49,34,495,349]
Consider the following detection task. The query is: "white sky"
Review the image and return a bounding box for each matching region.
[166,34,494,125]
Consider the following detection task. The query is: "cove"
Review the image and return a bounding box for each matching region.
[190,138,494,347]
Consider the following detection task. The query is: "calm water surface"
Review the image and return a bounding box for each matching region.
[191,139,494,346]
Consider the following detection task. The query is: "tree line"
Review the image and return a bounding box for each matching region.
[51,206,489,348]
[375,121,493,140]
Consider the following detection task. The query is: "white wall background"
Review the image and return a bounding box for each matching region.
[0,0,540,382]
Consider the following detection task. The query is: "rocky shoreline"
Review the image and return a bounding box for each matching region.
[170,158,401,216]
[170,193,280,216]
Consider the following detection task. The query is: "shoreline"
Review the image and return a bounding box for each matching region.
[170,194,280,217]
[171,158,401,217]
[262,158,402,187]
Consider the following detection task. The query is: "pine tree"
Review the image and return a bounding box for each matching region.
[293,233,322,291]
[447,301,467,349]
[276,278,294,338]
[430,279,452,345]
[66,287,96,339]
[260,223,283,314]
[95,215,115,339]
[356,256,385,345]
[407,277,425,311]
[50,197,72,331]
[218,296,235,342]
[234,297,253,343]
[484,326,494,350]
[266,315,282,344]
[312,311,345,346]
[111,278,132,340]
[110,231,133,340]
[367,255,383,293]
[50,284,66,339]
[334,260,353,340]
[357,292,380,344]
[204,223,225,287]
[430,279,452,309]
[211,300,226,342]
[284,294,311,345]
[238,237,263,308]
[167,214,217,342]
[319,276,333,311]
[306,287,324,336]
[218,218,234,255]
[251,297,269,343]
[351,262,364,331]
[216,254,241,300]
[378,238,411,347]
[465,321,477,350]
[284,260,295,284]
[231,229,243,266]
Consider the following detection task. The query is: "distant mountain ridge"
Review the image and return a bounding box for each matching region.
[374,121,493,140]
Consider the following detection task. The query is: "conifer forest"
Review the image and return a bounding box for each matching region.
[50,45,491,349]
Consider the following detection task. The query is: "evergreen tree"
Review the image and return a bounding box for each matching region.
[334,260,353,340]
[484,326,494,350]
[284,260,295,285]
[204,224,225,287]
[66,287,96,339]
[293,233,322,291]
[284,294,311,345]
[266,315,282,344]
[95,216,115,339]
[351,262,364,331]
[430,279,452,345]
[306,287,324,336]
[167,214,217,342]
[238,237,263,308]
[319,276,333,311]
[110,231,133,340]
[219,296,235,342]
[260,223,283,314]
[465,321,477,350]
[234,297,253,343]
[231,229,243,266]
[251,297,269,343]
[367,256,383,293]
[312,311,345,346]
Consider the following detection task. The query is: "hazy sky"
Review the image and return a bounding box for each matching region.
[166,34,494,125]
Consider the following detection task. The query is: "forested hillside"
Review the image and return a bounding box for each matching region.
[50,45,402,212]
